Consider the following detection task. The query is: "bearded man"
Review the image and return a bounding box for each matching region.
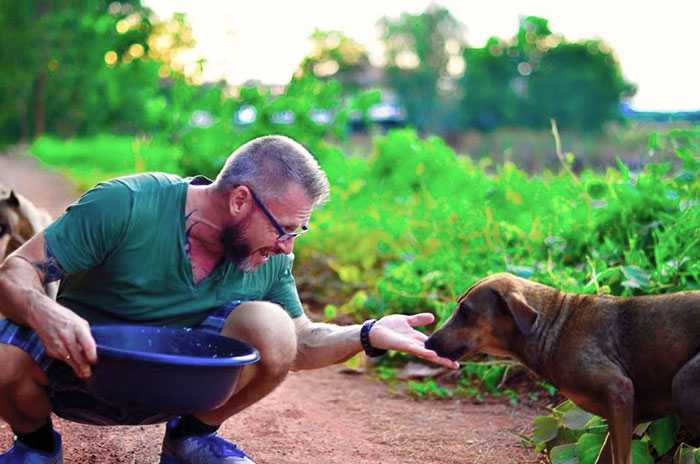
[0,135,457,464]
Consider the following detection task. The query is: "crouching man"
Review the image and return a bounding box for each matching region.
[0,135,457,464]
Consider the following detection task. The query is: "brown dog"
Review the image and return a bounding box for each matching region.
[425,272,700,464]
[0,188,56,298]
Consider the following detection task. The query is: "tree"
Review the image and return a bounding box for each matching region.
[0,1,201,142]
[460,16,635,132]
[378,5,466,133]
[527,40,636,130]
[297,30,371,93]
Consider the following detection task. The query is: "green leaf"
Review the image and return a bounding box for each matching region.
[647,415,680,456]
[323,304,338,320]
[506,264,534,278]
[586,181,608,199]
[551,443,578,464]
[554,400,580,415]
[532,415,560,443]
[576,432,606,464]
[631,439,654,464]
[673,443,698,464]
[621,265,651,289]
[563,407,595,430]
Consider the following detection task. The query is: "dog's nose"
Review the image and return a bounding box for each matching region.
[424,336,437,351]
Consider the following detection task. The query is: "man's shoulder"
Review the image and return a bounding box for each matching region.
[107,172,185,192]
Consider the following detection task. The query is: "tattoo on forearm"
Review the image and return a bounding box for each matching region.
[310,326,334,336]
[32,243,66,284]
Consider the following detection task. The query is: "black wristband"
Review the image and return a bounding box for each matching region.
[360,319,388,358]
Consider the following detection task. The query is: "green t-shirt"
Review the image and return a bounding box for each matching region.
[44,172,304,326]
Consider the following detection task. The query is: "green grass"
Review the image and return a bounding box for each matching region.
[31,134,183,190]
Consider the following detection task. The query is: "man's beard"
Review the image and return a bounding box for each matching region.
[221,219,255,272]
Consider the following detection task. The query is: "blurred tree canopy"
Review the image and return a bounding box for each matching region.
[0,0,199,142]
[378,5,466,133]
[296,30,371,93]
[0,2,640,145]
[460,16,636,131]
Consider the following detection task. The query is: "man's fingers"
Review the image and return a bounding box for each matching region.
[76,327,98,364]
[398,341,459,369]
[66,344,92,379]
[58,322,96,378]
[415,350,460,369]
[406,312,435,327]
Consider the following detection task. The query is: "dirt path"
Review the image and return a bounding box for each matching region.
[0,149,545,463]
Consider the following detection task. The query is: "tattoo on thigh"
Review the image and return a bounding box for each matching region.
[32,243,66,283]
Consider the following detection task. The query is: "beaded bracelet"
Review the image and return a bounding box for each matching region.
[360,319,388,358]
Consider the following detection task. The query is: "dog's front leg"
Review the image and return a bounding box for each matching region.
[599,375,635,464]
[595,433,612,464]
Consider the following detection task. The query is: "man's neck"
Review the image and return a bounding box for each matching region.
[184,185,227,281]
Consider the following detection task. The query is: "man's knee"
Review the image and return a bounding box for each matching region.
[0,344,47,387]
[222,301,297,377]
[0,344,51,427]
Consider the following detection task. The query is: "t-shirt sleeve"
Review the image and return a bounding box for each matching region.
[265,253,304,319]
[44,180,132,274]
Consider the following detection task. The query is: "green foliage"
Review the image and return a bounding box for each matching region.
[0,1,157,140]
[170,74,380,179]
[461,16,635,131]
[31,134,181,189]
[296,30,370,92]
[531,400,682,463]
[407,378,451,399]
[378,4,465,133]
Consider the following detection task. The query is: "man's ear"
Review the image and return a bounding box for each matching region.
[229,186,251,216]
[7,191,20,208]
[501,291,538,335]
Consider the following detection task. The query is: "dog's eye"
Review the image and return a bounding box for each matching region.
[0,223,8,237]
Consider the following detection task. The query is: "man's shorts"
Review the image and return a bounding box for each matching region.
[0,301,243,426]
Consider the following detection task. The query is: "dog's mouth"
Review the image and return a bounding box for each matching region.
[444,346,472,361]
[426,335,478,361]
[427,342,473,362]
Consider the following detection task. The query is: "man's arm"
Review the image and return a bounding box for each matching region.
[0,233,96,378]
[291,312,460,371]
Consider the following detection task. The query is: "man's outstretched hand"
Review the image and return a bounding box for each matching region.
[369,313,460,369]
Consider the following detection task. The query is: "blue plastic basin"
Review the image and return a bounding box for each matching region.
[88,325,260,415]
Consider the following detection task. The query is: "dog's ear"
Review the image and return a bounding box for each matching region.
[501,291,538,335]
[7,191,20,208]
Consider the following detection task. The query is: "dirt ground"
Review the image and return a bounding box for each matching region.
[0,149,546,463]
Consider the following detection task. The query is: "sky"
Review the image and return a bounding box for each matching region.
[143,0,700,112]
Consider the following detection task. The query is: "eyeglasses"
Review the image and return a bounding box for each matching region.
[248,188,309,242]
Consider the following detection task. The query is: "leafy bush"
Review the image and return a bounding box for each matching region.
[531,401,681,464]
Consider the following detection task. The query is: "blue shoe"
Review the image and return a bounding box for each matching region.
[0,431,63,464]
[160,418,255,464]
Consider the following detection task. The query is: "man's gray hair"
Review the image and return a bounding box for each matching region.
[214,135,330,206]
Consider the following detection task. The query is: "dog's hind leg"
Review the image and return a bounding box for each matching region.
[597,374,634,464]
[672,351,700,432]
